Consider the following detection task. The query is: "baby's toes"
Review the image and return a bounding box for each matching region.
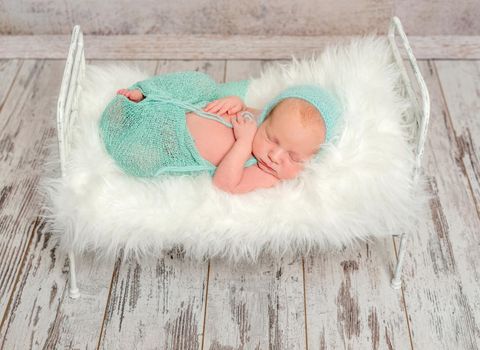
[133,92,143,101]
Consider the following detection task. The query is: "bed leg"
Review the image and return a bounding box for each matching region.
[68,250,81,299]
[391,233,408,290]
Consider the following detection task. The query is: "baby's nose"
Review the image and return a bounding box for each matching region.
[268,148,283,163]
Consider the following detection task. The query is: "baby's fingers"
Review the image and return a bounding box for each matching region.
[203,102,214,112]
[227,104,243,114]
[206,104,224,113]
[204,100,221,112]
[234,114,247,125]
[217,104,233,116]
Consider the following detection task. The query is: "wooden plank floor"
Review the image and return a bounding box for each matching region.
[0,57,479,350]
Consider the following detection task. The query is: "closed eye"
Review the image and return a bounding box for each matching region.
[267,128,304,163]
[290,155,304,163]
[265,130,274,143]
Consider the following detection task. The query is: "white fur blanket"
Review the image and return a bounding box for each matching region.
[39,36,431,263]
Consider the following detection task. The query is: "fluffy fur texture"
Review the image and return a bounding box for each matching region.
[39,36,432,264]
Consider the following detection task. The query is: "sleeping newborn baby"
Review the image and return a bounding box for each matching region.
[99,71,342,194]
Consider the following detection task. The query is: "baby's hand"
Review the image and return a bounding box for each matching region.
[116,89,144,102]
[231,112,257,145]
[203,96,245,117]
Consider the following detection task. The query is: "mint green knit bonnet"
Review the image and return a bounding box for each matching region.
[257,85,343,148]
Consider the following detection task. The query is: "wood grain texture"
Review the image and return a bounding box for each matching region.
[0,60,21,110]
[395,0,480,35]
[397,60,480,349]
[434,61,480,220]
[1,34,480,60]
[304,239,411,349]
[99,251,208,350]
[0,0,392,35]
[96,60,225,350]
[1,0,479,36]
[432,60,480,346]
[0,60,69,348]
[0,217,69,349]
[0,60,57,320]
[204,255,307,349]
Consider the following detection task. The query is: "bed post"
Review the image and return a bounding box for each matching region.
[68,250,80,298]
[57,24,85,298]
[391,233,408,289]
[387,17,430,290]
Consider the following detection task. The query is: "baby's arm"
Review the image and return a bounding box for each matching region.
[213,141,278,194]
[213,138,252,192]
[213,113,279,194]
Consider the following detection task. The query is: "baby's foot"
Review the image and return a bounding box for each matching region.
[116,89,144,102]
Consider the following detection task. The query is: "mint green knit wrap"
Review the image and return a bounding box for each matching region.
[98,71,256,178]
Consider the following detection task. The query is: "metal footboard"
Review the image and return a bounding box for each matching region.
[387,16,431,289]
[388,16,431,184]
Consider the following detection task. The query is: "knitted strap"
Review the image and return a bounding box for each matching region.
[145,95,234,128]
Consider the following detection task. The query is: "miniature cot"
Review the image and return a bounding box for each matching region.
[39,17,431,299]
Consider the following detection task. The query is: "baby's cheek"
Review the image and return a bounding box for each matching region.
[252,137,265,156]
[293,163,306,176]
[281,164,302,179]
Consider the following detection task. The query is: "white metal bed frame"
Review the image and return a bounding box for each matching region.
[56,16,430,299]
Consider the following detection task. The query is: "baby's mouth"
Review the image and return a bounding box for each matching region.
[259,159,275,172]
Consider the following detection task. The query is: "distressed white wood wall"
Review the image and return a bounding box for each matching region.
[0,0,479,35]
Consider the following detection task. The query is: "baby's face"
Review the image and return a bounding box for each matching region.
[252,99,326,180]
